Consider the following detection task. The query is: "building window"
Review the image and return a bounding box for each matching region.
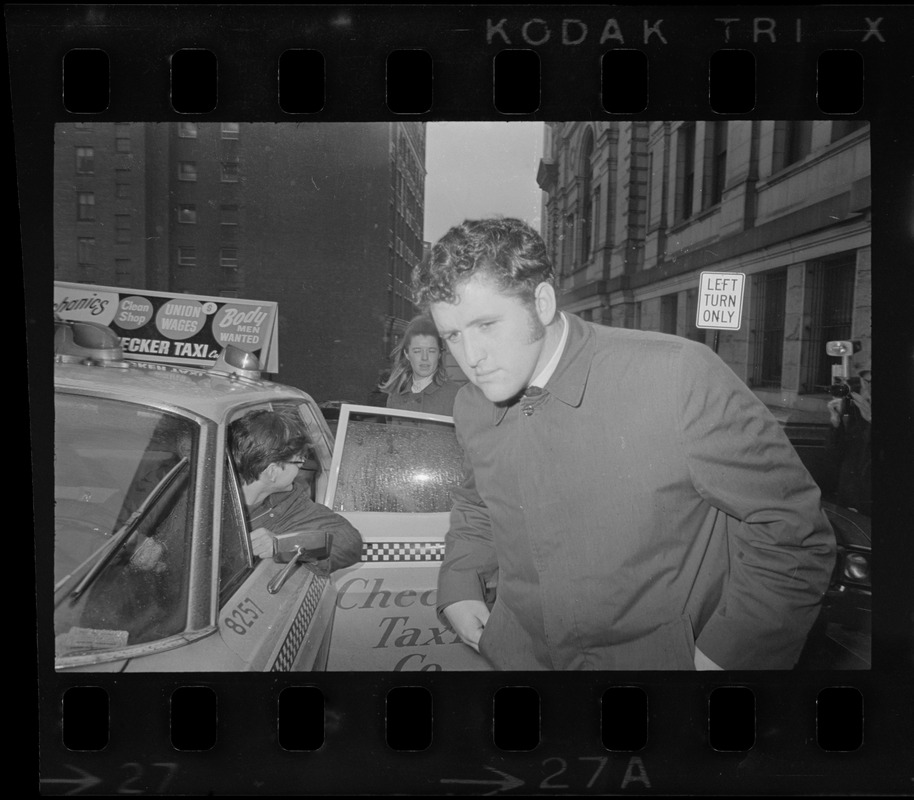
[645,151,654,224]
[750,270,787,388]
[77,237,95,266]
[592,185,601,254]
[115,215,131,244]
[676,123,696,220]
[704,121,727,209]
[220,204,239,225]
[220,248,238,268]
[116,182,130,199]
[178,161,198,181]
[178,205,197,224]
[684,288,704,342]
[804,254,856,392]
[580,130,595,264]
[563,213,575,274]
[831,120,867,143]
[779,120,813,170]
[221,161,239,182]
[77,192,95,221]
[75,146,94,175]
[660,294,678,335]
[114,268,133,286]
[177,247,197,267]
[115,125,131,154]
[221,122,240,139]
[178,122,198,138]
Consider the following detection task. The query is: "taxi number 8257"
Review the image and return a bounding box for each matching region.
[223,597,264,636]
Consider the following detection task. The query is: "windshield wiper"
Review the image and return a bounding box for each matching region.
[69,456,189,601]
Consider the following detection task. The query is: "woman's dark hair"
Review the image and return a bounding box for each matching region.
[380,314,449,395]
[412,217,554,310]
[229,409,310,484]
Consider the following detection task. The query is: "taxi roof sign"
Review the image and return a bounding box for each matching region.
[53,281,280,372]
[696,271,746,330]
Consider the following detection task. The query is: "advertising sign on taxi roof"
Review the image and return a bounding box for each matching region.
[53,281,279,372]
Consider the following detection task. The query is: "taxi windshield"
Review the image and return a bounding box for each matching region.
[54,394,198,660]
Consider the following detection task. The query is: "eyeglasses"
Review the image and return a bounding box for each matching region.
[287,459,313,470]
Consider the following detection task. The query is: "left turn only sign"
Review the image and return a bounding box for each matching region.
[696,271,746,330]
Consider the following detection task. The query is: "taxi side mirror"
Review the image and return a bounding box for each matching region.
[266,532,333,594]
[273,530,332,563]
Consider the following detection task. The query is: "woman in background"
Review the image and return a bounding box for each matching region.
[382,314,461,417]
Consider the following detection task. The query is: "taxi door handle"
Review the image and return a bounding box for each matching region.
[267,545,304,594]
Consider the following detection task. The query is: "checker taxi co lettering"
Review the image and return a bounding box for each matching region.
[335,577,461,671]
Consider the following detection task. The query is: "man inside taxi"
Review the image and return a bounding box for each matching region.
[229,409,363,572]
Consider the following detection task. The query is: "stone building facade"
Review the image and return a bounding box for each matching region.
[538,120,870,420]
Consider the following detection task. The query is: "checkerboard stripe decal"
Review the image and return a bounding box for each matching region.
[270,574,329,672]
[361,542,446,562]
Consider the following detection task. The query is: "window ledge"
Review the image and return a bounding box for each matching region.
[760,126,869,191]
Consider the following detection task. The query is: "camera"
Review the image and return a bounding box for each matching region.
[829,376,862,398]
[829,375,862,423]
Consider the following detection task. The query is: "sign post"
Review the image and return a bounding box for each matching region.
[695,271,746,353]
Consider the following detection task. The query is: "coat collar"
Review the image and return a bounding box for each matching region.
[493,313,595,425]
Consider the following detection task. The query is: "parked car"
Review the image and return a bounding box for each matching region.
[786,421,871,669]
[53,319,338,672]
[795,500,871,669]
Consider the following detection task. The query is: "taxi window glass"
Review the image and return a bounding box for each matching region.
[219,455,252,605]
[273,399,330,499]
[332,415,462,513]
[54,395,198,659]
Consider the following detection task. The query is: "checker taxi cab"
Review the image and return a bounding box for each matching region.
[54,318,339,672]
[53,318,486,672]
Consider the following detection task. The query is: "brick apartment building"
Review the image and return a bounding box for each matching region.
[53,121,426,403]
[537,120,871,423]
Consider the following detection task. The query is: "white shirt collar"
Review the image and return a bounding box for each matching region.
[528,312,568,391]
[411,374,434,393]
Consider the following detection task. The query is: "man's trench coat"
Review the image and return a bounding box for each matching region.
[437,314,836,670]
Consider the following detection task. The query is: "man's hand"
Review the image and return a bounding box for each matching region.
[442,599,490,652]
[250,527,277,560]
[826,397,843,428]
[694,646,724,670]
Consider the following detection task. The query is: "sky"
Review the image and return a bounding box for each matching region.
[423,122,545,245]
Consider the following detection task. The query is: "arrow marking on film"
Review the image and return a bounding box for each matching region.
[39,765,102,795]
[441,766,524,794]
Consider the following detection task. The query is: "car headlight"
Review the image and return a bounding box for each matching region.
[843,552,870,583]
